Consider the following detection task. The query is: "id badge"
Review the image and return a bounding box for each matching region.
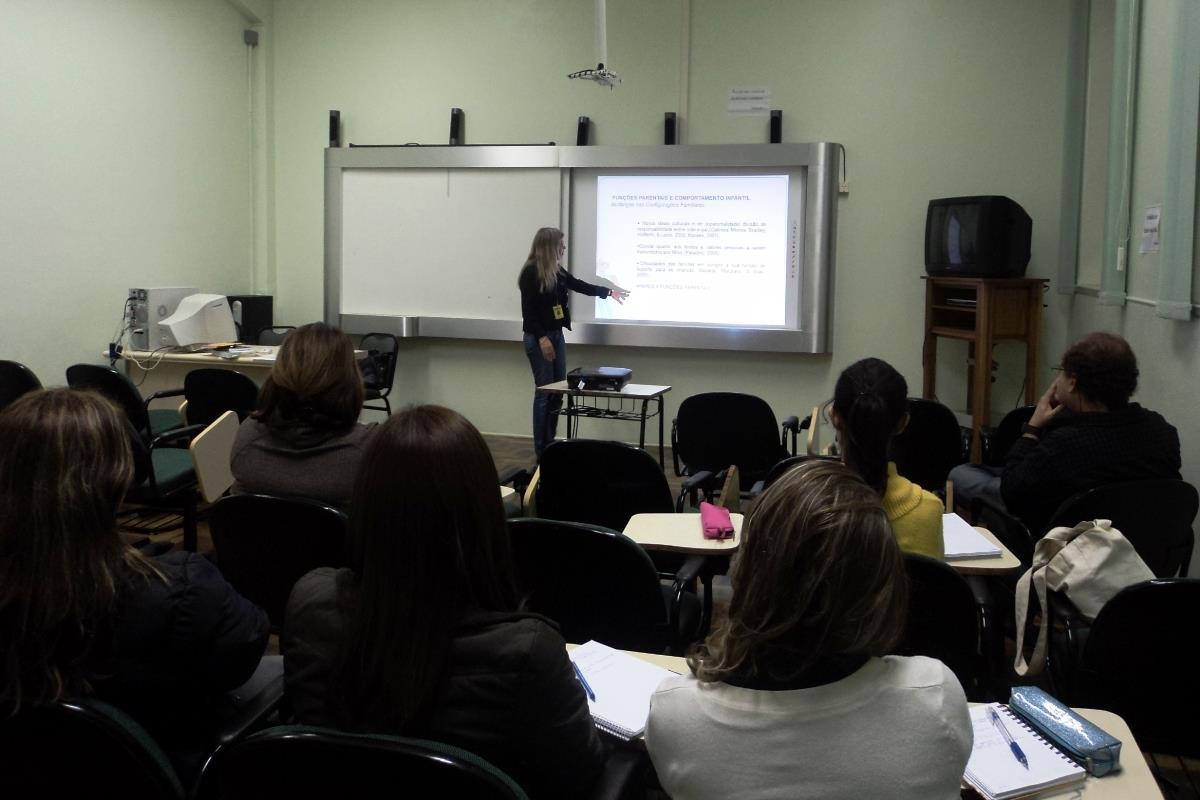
[552,304,564,320]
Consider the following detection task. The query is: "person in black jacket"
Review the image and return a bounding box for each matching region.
[949,331,1181,534]
[518,227,628,459]
[282,404,607,798]
[0,389,269,739]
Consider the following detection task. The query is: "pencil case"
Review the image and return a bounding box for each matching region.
[698,501,734,540]
[1009,686,1122,777]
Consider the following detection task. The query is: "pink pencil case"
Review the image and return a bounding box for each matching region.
[699,501,734,540]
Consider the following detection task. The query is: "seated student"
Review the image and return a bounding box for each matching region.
[830,357,944,558]
[230,321,376,509]
[282,405,605,797]
[646,460,972,800]
[950,332,1180,535]
[0,389,269,749]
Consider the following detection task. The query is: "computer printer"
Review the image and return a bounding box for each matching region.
[567,366,632,392]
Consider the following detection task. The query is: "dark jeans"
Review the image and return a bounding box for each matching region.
[524,328,566,459]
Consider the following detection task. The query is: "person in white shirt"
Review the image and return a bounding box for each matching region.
[645,459,972,800]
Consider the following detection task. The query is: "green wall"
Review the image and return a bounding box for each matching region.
[270,0,1073,440]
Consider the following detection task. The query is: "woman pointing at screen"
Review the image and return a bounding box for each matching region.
[519,227,628,460]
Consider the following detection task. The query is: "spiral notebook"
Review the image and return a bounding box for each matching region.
[567,641,676,740]
[964,704,1087,800]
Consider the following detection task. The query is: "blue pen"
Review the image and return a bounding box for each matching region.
[572,662,596,701]
[989,707,1029,769]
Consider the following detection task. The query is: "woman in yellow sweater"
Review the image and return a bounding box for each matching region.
[829,358,944,558]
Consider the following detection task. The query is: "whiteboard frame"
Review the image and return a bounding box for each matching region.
[325,143,838,353]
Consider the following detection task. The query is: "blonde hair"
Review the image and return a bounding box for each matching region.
[524,227,563,293]
[688,459,907,685]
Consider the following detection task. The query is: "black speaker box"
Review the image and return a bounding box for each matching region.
[226,295,274,345]
[769,109,782,143]
[329,110,340,148]
[664,112,677,145]
[576,116,591,146]
[449,107,464,145]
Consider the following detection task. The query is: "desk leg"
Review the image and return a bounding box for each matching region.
[639,397,649,453]
[657,396,665,469]
[565,394,575,440]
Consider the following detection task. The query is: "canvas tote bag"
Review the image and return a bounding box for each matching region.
[1013,519,1153,676]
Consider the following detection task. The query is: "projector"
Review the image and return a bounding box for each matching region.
[567,366,632,392]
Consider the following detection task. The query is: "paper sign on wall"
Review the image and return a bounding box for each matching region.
[1139,204,1161,254]
[728,87,771,115]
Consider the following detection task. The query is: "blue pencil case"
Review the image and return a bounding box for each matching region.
[1009,686,1122,777]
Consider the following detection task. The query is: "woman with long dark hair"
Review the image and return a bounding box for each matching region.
[282,404,605,796]
[519,227,628,459]
[646,460,971,799]
[830,357,944,557]
[231,321,376,508]
[0,389,268,727]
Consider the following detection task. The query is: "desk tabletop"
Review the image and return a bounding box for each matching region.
[121,346,280,367]
[537,380,672,398]
[950,527,1022,576]
[623,512,742,554]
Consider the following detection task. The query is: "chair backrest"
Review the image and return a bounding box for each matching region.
[255,326,295,346]
[209,493,349,628]
[65,363,151,435]
[895,553,983,700]
[183,368,259,427]
[189,410,239,502]
[1073,578,1200,756]
[536,439,674,532]
[1045,479,1199,577]
[889,398,966,491]
[758,454,841,495]
[208,725,528,800]
[985,405,1035,467]
[673,392,788,489]
[359,332,399,393]
[0,360,42,412]
[508,518,668,653]
[0,698,184,799]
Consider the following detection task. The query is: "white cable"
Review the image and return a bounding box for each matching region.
[595,0,607,67]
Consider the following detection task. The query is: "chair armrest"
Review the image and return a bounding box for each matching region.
[971,494,1034,566]
[664,555,707,651]
[676,470,717,511]
[144,387,186,408]
[670,417,683,476]
[1047,590,1091,700]
[749,479,765,498]
[497,466,533,493]
[781,415,801,455]
[149,423,207,450]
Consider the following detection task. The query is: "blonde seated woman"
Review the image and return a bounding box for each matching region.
[646,460,972,800]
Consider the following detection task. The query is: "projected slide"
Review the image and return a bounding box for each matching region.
[594,174,789,326]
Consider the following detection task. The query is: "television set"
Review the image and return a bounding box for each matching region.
[158,293,238,347]
[924,195,1032,277]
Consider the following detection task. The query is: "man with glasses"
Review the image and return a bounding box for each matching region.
[950,331,1180,536]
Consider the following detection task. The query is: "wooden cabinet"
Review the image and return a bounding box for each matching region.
[921,276,1047,462]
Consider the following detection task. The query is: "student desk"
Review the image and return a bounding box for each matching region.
[623,513,1020,577]
[117,347,278,407]
[536,380,671,467]
[575,647,1160,797]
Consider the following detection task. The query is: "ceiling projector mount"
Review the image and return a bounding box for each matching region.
[568,0,621,89]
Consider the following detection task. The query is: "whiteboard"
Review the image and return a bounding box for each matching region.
[340,167,561,319]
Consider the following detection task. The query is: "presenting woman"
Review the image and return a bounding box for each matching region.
[518,227,628,459]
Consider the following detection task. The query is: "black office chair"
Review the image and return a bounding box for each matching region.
[895,553,989,702]
[981,405,1035,467]
[209,493,349,630]
[1060,579,1200,758]
[1044,479,1198,578]
[0,359,42,412]
[749,453,840,497]
[66,362,185,438]
[536,439,677,531]
[672,392,800,494]
[204,725,528,799]
[0,697,185,799]
[508,518,703,655]
[183,368,259,427]
[889,397,968,492]
[122,417,206,551]
[255,326,295,346]
[360,332,399,416]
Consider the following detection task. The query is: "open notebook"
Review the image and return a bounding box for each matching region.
[964,704,1086,800]
[568,641,677,740]
[943,513,1002,560]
